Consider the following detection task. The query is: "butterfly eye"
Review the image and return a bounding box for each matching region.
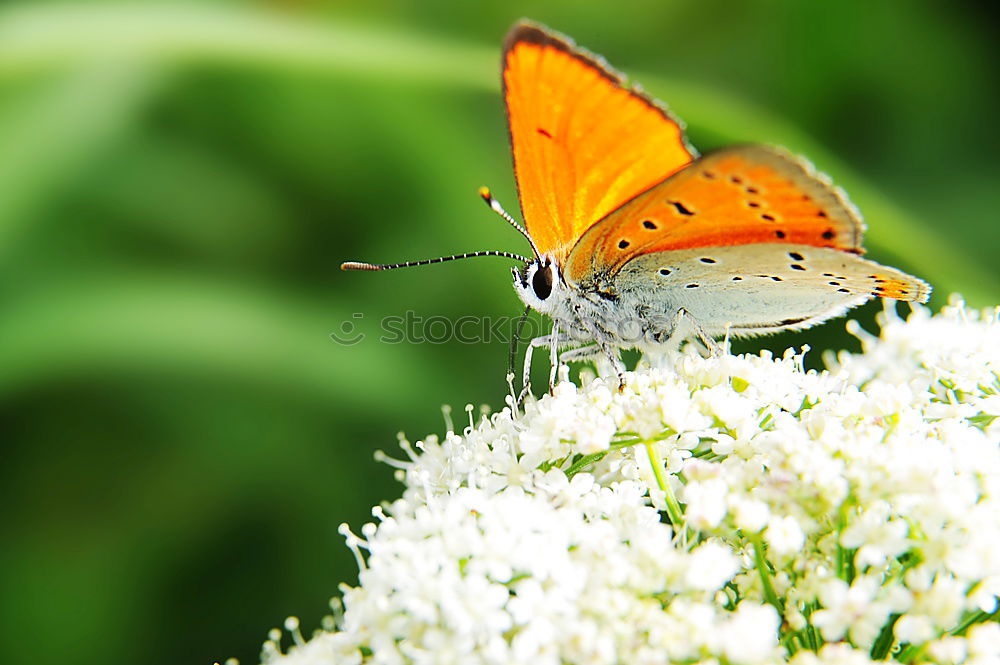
[532,264,553,300]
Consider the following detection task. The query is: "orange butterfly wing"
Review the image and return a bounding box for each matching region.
[503,21,695,262]
[565,145,866,283]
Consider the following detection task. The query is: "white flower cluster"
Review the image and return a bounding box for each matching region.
[262,299,1000,665]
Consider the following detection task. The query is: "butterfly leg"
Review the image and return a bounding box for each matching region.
[521,335,543,399]
[521,332,560,399]
[549,336,627,391]
[607,345,628,392]
[663,307,721,356]
[560,342,627,390]
[558,343,603,363]
[520,325,581,399]
[547,322,560,394]
[570,303,627,389]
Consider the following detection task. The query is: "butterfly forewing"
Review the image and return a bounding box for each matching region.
[503,21,694,261]
[564,145,869,283]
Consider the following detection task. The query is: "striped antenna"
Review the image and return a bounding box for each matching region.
[341,187,540,272]
[341,250,530,272]
[478,187,541,261]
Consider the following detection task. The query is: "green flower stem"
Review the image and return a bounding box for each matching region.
[870,613,901,660]
[893,608,997,665]
[780,631,801,657]
[949,608,999,636]
[803,602,821,652]
[644,442,685,533]
[835,499,858,583]
[564,452,607,477]
[749,534,783,615]
[897,642,928,664]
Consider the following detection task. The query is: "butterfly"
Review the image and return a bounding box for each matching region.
[343,20,930,392]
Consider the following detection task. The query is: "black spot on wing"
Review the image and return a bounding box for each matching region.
[669,201,695,216]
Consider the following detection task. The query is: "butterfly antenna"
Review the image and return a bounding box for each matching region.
[342,188,539,272]
[479,187,541,261]
[341,250,530,272]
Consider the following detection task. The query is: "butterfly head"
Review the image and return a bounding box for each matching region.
[513,255,562,313]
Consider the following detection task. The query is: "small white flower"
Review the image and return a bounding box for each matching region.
[904,574,968,636]
[685,541,740,591]
[789,642,879,665]
[682,478,729,529]
[894,614,934,644]
[811,576,899,648]
[840,501,908,569]
[966,621,1000,664]
[927,636,968,665]
[719,602,781,665]
[731,497,770,533]
[765,515,806,556]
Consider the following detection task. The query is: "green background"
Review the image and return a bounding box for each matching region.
[2,2,997,664]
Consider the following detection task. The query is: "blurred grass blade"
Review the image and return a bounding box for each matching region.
[0,61,155,253]
[0,271,434,403]
[0,4,495,89]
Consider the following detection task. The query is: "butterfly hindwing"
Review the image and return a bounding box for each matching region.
[503,21,695,261]
[613,244,930,337]
[565,145,868,283]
